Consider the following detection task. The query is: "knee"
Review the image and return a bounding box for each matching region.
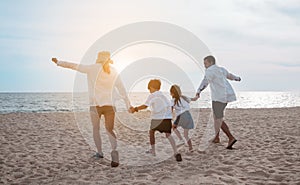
[105,122,114,132]
[105,127,113,134]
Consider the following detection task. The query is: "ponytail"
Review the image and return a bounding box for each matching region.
[96,51,113,74]
[103,63,110,74]
[102,59,113,74]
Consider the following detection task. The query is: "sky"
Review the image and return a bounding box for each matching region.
[0,0,300,92]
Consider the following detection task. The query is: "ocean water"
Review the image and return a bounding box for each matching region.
[0,91,299,114]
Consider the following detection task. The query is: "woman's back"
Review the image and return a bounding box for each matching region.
[86,64,118,106]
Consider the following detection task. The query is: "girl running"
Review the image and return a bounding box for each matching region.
[170,85,197,152]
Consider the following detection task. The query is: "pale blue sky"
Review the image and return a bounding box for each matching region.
[1,0,300,92]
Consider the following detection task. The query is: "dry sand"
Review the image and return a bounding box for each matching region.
[0,108,299,185]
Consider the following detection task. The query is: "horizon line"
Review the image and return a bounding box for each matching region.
[0,90,299,93]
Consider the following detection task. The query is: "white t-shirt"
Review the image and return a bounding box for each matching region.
[144,91,172,120]
[171,96,191,117]
[57,61,130,107]
[197,65,239,103]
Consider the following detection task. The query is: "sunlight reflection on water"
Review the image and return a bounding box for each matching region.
[0,91,299,113]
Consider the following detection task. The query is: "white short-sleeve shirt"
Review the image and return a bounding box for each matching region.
[144,91,172,120]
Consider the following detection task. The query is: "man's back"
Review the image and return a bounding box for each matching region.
[205,65,237,103]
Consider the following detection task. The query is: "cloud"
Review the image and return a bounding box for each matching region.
[0,0,299,91]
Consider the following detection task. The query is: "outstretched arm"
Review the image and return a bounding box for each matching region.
[51,58,91,73]
[129,94,151,113]
[181,95,198,102]
[196,76,209,97]
[190,97,199,101]
[227,72,241,81]
[222,67,241,81]
[129,105,148,113]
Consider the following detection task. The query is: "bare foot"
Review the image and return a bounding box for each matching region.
[212,137,220,143]
[145,149,156,156]
[226,138,237,149]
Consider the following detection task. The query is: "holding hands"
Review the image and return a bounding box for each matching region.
[128,105,147,114]
[128,106,138,113]
[128,107,135,113]
[191,96,199,101]
[191,93,200,101]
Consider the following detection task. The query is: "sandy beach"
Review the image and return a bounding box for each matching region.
[0,107,299,185]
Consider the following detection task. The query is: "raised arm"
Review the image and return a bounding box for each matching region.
[227,72,241,81]
[51,58,91,73]
[222,67,241,81]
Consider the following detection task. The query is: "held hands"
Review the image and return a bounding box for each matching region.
[128,106,137,113]
[128,107,135,113]
[191,96,199,101]
[191,93,200,101]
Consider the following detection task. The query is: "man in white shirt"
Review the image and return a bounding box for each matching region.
[52,51,131,167]
[196,55,241,149]
[130,79,182,161]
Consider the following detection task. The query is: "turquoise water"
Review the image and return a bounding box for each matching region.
[0,91,299,114]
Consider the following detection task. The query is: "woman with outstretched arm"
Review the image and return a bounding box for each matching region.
[52,51,131,167]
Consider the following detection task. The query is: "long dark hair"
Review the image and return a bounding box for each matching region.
[170,85,182,106]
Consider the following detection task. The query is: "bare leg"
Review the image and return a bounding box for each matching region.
[221,121,236,147]
[183,129,193,151]
[166,133,178,154]
[148,130,156,155]
[104,112,117,151]
[212,115,222,143]
[213,132,220,143]
[173,128,184,141]
[213,120,236,145]
[149,129,155,146]
[90,111,102,153]
[221,121,234,140]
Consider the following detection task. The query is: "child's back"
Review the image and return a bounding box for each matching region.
[130,79,182,162]
[145,91,172,120]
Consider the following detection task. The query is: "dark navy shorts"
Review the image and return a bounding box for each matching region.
[150,119,172,133]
